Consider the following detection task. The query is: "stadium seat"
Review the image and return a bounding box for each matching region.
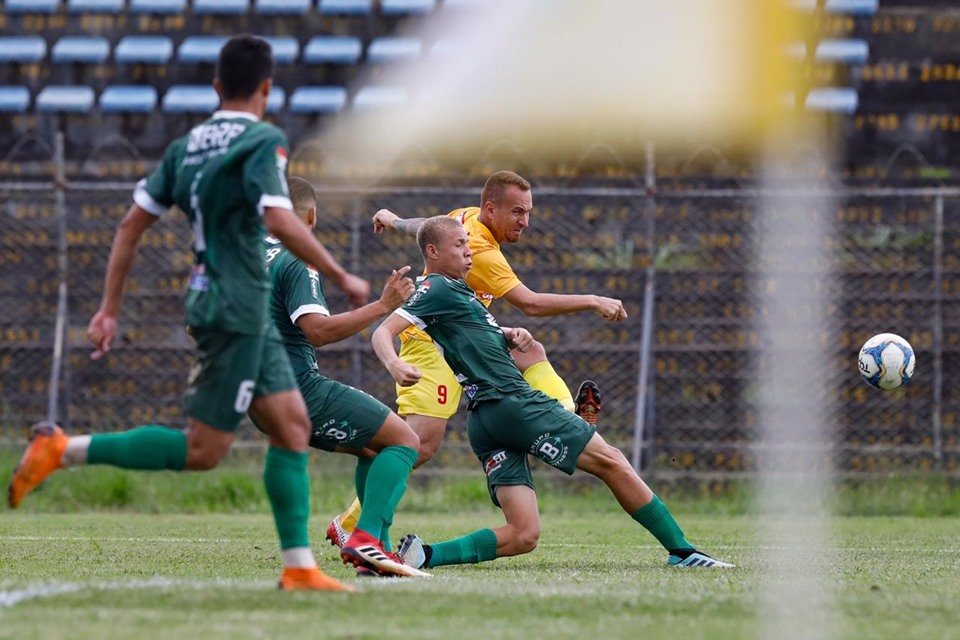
[367,37,421,63]
[36,85,96,112]
[4,0,60,13]
[67,0,123,12]
[381,0,435,14]
[815,39,869,64]
[162,85,219,113]
[178,37,229,63]
[261,36,299,64]
[289,86,347,113]
[100,85,158,112]
[0,86,31,112]
[115,36,174,65]
[353,86,407,110]
[303,36,362,64]
[51,37,111,64]
[430,38,457,57]
[805,87,858,113]
[129,0,186,13]
[255,0,311,14]
[825,0,878,15]
[0,37,47,63]
[318,0,372,15]
[267,87,286,113]
[193,0,248,14]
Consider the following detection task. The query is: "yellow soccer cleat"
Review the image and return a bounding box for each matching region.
[8,422,68,509]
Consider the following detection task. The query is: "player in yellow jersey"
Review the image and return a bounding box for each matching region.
[326,170,627,548]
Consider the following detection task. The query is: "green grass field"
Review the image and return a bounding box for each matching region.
[1,456,959,639]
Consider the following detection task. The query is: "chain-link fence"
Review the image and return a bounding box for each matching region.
[2,174,959,477]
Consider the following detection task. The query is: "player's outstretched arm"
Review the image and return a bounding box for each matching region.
[502,282,628,322]
[264,205,370,307]
[372,208,427,237]
[88,204,158,360]
[298,267,415,346]
[372,313,423,386]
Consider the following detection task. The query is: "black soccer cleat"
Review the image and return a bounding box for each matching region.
[574,380,602,426]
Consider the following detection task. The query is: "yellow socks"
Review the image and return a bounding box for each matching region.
[523,360,575,412]
[338,497,362,534]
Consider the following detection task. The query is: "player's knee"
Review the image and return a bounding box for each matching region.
[185,447,225,471]
[513,525,540,554]
[397,427,420,452]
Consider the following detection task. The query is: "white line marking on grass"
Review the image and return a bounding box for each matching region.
[0,578,264,608]
[2,536,236,544]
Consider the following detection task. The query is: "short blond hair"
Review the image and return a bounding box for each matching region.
[417,215,463,260]
[288,176,316,215]
[480,170,531,207]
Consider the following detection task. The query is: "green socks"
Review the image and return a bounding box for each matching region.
[631,495,692,552]
[87,425,187,471]
[264,446,311,550]
[354,456,373,503]
[355,446,417,546]
[425,528,498,568]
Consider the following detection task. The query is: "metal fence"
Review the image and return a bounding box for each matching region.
[2,173,959,477]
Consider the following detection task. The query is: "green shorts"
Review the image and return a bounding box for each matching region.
[299,371,391,452]
[183,325,297,432]
[467,388,596,507]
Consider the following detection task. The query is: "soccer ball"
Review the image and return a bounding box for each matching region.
[857,333,916,391]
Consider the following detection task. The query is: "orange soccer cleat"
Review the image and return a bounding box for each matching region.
[277,566,355,592]
[8,422,68,509]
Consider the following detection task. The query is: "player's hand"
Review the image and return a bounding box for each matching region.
[372,209,400,235]
[380,266,415,310]
[504,327,535,352]
[595,296,628,322]
[88,310,118,360]
[336,272,371,308]
[388,360,422,386]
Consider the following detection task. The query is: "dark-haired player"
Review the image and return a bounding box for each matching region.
[8,35,368,592]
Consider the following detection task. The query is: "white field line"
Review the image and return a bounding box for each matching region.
[0,577,264,608]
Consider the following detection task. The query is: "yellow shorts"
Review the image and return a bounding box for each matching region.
[395,337,462,419]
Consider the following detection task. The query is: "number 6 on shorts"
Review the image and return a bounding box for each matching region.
[234,379,255,412]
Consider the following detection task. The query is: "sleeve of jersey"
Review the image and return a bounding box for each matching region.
[133,144,176,216]
[395,278,449,330]
[283,260,330,324]
[243,129,293,216]
[467,248,522,298]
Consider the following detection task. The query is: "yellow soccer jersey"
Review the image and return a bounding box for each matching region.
[399,207,521,343]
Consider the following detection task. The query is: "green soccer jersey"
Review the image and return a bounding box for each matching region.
[396,274,528,403]
[134,110,293,335]
[264,237,329,376]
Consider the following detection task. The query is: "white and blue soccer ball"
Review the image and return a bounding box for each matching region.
[858,333,916,391]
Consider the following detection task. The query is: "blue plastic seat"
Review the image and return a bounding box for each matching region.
[367,37,421,63]
[289,86,347,113]
[100,85,159,112]
[36,85,96,112]
[0,37,47,63]
[162,85,219,113]
[178,37,229,63]
[255,0,311,14]
[52,37,111,64]
[825,0,878,14]
[4,0,60,13]
[815,39,869,64]
[261,36,299,64]
[318,0,371,15]
[68,0,123,12]
[0,87,31,112]
[353,86,407,110]
[804,87,858,114]
[381,0,435,14]
[115,36,174,64]
[430,38,457,57]
[267,87,286,113]
[194,0,248,14]
[129,0,186,13]
[303,36,362,64]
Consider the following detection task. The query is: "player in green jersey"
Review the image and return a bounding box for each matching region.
[372,216,734,570]
[264,177,427,578]
[8,36,369,591]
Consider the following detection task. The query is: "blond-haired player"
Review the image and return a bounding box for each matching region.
[326,171,627,547]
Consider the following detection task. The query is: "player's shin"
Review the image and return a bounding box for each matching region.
[264,446,316,567]
[522,361,575,412]
[85,425,187,470]
[354,446,417,541]
[631,495,692,553]
[423,529,498,568]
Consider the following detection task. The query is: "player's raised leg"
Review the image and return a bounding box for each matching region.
[575,432,733,568]
[511,341,577,413]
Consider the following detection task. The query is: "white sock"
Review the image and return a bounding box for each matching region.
[61,435,91,467]
[282,547,317,569]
